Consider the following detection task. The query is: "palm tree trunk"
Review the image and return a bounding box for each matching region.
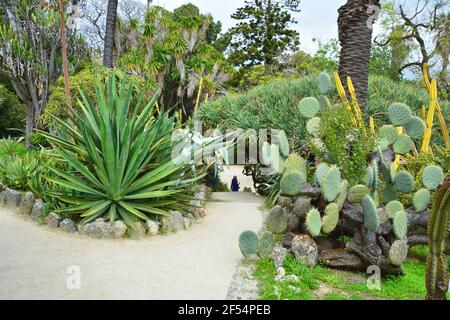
[103,0,118,68]
[338,0,380,112]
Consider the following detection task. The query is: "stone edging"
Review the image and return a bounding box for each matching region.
[0,182,209,240]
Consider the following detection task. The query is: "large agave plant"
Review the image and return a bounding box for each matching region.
[40,75,220,228]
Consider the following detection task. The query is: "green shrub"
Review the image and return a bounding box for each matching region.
[40,74,211,228]
[0,85,26,138]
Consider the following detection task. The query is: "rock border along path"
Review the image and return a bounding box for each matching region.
[0,192,263,300]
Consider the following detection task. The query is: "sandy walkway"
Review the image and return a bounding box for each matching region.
[0,192,263,300]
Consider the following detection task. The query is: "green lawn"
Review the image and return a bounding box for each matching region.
[253,246,450,300]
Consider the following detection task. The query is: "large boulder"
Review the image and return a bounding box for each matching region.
[19,192,35,215]
[291,234,318,267]
[298,183,322,200]
[161,211,184,233]
[291,196,312,218]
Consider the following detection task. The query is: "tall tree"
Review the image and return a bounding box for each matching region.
[103,0,118,68]
[227,0,301,68]
[337,0,381,112]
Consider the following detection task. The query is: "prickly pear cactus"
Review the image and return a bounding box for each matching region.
[386,200,404,219]
[321,166,341,202]
[258,231,275,258]
[284,153,307,176]
[306,117,322,137]
[393,210,408,240]
[306,208,322,237]
[315,163,329,187]
[422,165,444,191]
[348,184,370,203]
[298,97,320,119]
[404,116,425,139]
[319,72,332,94]
[393,134,413,155]
[322,203,339,234]
[383,184,398,203]
[389,240,409,266]
[239,231,259,258]
[266,206,288,234]
[412,188,431,212]
[388,102,413,126]
[362,195,379,232]
[395,171,414,193]
[278,131,290,157]
[335,179,348,210]
[378,125,398,145]
[280,170,303,196]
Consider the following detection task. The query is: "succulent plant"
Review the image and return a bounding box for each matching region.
[383,184,398,203]
[426,175,450,300]
[315,163,329,186]
[284,153,307,175]
[370,160,378,192]
[404,116,425,139]
[386,200,404,219]
[306,208,322,237]
[389,240,409,266]
[379,125,398,145]
[412,188,431,212]
[280,170,304,196]
[380,161,391,183]
[393,210,408,240]
[321,166,342,202]
[348,184,370,203]
[335,179,348,210]
[239,231,259,258]
[258,231,275,258]
[362,195,379,232]
[422,165,444,191]
[319,95,331,109]
[278,131,290,157]
[394,171,414,193]
[375,138,390,152]
[319,72,332,94]
[393,134,412,155]
[322,203,340,234]
[298,97,320,119]
[266,206,288,234]
[388,102,413,126]
[306,117,322,137]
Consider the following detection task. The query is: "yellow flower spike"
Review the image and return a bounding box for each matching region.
[370,117,376,135]
[394,155,400,171]
[334,72,348,102]
[430,79,437,101]
[422,64,431,91]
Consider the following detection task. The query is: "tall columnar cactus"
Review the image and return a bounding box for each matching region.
[426,174,450,300]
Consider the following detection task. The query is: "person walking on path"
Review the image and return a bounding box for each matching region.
[231,176,240,192]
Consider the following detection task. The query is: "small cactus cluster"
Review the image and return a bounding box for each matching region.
[238,229,276,259]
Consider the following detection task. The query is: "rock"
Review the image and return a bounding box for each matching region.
[278,196,294,208]
[146,220,159,236]
[271,243,288,270]
[161,211,184,233]
[318,248,365,271]
[298,183,322,200]
[342,202,363,223]
[80,220,127,239]
[112,221,128,238]
[315,237,335,251]
[282,232,296,248]
[226,261,259,300]
[0,182,4,192]
[194,192,206,201]
[45,212,62,229]
[286,212,300,232]
[347,275,366,285]
[197,184,208,194]
[95,218,105,223]
[5,188,20,209]
[129,221,147,240]
[291,234,318,267]
[198,208,207,219]
[31,200,45,223]
[0,191,6,207]
[291,197,312,218]
[183,217,192,230]
[18,192,35,215]
[60,219,76,233]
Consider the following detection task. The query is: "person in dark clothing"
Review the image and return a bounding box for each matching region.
[231,176,240,192]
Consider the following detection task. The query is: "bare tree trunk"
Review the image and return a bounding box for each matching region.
[103,0,118,68]
[338,0,380,112]
[25,103,35,147]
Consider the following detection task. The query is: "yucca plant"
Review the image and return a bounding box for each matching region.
[40,74,222,229]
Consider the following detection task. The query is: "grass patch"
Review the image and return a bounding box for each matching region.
[253,247,450,300]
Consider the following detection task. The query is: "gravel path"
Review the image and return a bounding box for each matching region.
[0,192,263,300]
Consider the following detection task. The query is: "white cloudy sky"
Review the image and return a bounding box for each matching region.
[146,0,383,54]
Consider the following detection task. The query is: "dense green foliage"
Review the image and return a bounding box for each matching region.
[0,85,26,137]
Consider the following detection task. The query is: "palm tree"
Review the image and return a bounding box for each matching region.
[103,0,118,68]
[337,0,380,112]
